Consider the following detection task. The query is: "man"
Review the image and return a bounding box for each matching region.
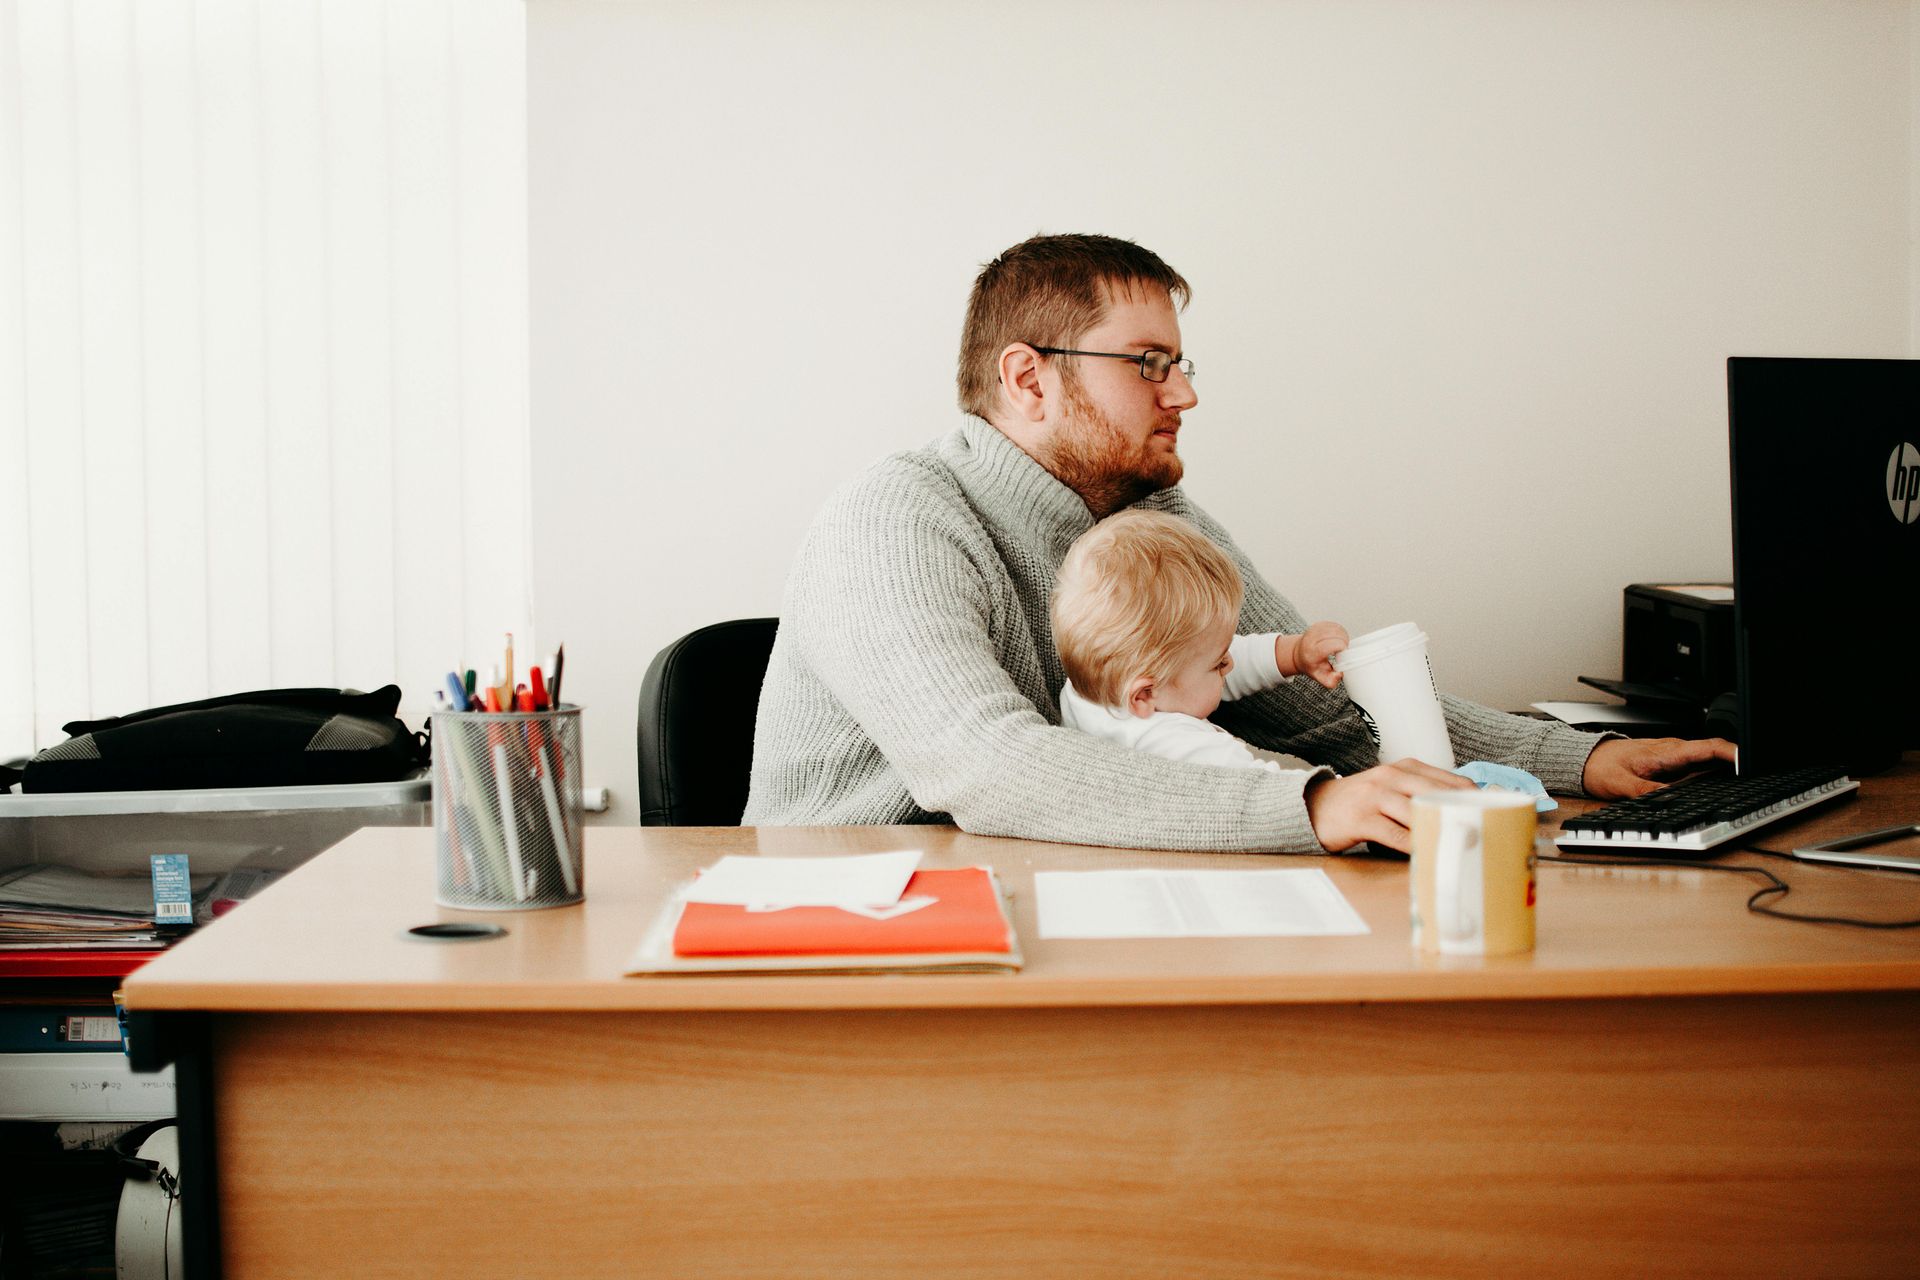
[743,233,1733,851]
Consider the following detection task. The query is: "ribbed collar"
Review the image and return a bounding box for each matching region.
[939,416,1098,552]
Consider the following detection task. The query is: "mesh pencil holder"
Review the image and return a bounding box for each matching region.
[431,705,584,910]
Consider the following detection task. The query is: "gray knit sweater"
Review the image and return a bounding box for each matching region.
[743,417,1604,852]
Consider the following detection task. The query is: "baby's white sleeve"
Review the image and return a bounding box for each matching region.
[1221,632,1288,702]
[1136,716,1283,772]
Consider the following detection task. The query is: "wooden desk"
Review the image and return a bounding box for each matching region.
[123,760,1920,1279]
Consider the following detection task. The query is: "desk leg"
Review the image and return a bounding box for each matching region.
[127,1010,221,1280]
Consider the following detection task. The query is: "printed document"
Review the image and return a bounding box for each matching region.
[1034,868,1369,940]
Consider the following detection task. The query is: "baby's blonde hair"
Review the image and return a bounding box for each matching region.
[1052,509,1243,708]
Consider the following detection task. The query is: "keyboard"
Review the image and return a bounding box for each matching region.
[1554,764,1859,855]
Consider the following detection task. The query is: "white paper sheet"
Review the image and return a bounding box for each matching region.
[1652,584,1733,602]
[1530,700,1673,726]
[1033,869,1369,940]
[682,851,921,909]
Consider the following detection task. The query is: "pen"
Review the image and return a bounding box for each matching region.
[435,676,514,897]
[464,669,476,699]
[550,644,565,709]
[519,688,577,896]
[430,726,477,892]
[483,685,503,714]
[529,666,548,711]
[534,742,577,896]
[503,633,514,709]
[490,737,532,901]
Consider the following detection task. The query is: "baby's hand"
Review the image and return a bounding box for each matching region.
[1293,621,1350,689]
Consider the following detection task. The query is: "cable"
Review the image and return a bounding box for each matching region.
[1538,851,1920,929]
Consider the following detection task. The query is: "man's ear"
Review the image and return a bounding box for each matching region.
[997,343,1048,425]
[1125,675,1157,720]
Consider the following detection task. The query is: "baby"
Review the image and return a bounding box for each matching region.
[1051,509,1348,772]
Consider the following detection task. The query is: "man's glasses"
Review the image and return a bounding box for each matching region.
[1032,346,1196,384]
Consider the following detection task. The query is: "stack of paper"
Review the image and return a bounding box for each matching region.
[626,851,1021,975]
[0,864,213,951]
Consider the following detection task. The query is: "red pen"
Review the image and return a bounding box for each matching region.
[515,687,534,713]
[483,686,502,713]
[529,666,548,711]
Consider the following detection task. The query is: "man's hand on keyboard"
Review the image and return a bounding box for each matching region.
[1581,737,1739,799]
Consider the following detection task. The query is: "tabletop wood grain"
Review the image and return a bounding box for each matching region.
[121,756,1920,1013]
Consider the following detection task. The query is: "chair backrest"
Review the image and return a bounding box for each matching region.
[636,618,779,826]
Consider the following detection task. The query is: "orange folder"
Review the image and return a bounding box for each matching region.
[673,868,1011,957]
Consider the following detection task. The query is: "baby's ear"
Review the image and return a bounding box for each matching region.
[1126,676,1157,719]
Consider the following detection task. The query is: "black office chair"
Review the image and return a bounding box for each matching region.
[636,618,779,826]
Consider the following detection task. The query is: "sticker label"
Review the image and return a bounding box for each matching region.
[150,853,193,924]
[63,1015,121,1044]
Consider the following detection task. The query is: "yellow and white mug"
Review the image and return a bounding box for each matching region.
[1410,790,1537,956]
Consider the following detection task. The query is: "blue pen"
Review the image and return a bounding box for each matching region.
[444,671,472,712]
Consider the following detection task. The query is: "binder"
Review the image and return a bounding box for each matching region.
[627,868,1021,975]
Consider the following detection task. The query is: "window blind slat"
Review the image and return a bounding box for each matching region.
[75,2,151,721]
[453,0,532,673]
[260,0,335,686]
[196,0,273,694]
[388,0,467,708]
[0,0,35,758]
[321,0,397,693]
[135,0,211,709]
[19,2,91,749]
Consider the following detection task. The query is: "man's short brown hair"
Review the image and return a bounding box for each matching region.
[957,233,1191,421]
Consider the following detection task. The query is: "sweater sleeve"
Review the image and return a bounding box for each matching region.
[783,485,1334,852]
[1170,499,1609,794]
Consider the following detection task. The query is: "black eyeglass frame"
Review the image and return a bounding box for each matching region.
[1031,346,1195,383]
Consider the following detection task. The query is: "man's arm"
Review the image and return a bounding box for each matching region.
[1166,496,1611,793]
[782,488,1330,852]
[1440,694,1607,795]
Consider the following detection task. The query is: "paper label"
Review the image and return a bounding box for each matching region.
[150,853,193,925]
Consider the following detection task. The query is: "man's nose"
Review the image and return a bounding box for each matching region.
[1160,366,1198,412]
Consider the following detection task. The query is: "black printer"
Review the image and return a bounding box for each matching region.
[1578,583,1735,730]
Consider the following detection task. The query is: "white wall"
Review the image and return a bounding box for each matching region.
[527,0,1913,819]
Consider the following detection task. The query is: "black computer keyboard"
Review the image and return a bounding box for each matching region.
[1554,764,1858,854]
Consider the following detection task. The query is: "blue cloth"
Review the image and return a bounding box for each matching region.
[1452,761,1557,812]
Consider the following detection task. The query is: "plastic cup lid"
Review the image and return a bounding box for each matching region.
[1331,622,1428,672]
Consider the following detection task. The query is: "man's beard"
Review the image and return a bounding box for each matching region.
[1043,376,1184,518]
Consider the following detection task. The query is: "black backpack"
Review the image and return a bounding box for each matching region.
[7,687,428,793]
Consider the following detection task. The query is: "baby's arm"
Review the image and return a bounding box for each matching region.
[1222,625,1350,701]
[1221,633,1287,702]
[1276,622,1349,690]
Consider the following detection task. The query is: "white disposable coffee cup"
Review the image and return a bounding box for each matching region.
[1329,622,1455,768]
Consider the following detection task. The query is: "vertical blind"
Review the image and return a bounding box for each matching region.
[0,0,531,762]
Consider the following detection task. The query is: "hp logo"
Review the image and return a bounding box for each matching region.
[1890,442,1920,525]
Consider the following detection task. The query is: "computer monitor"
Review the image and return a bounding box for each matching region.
[1727,357,1919,774]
